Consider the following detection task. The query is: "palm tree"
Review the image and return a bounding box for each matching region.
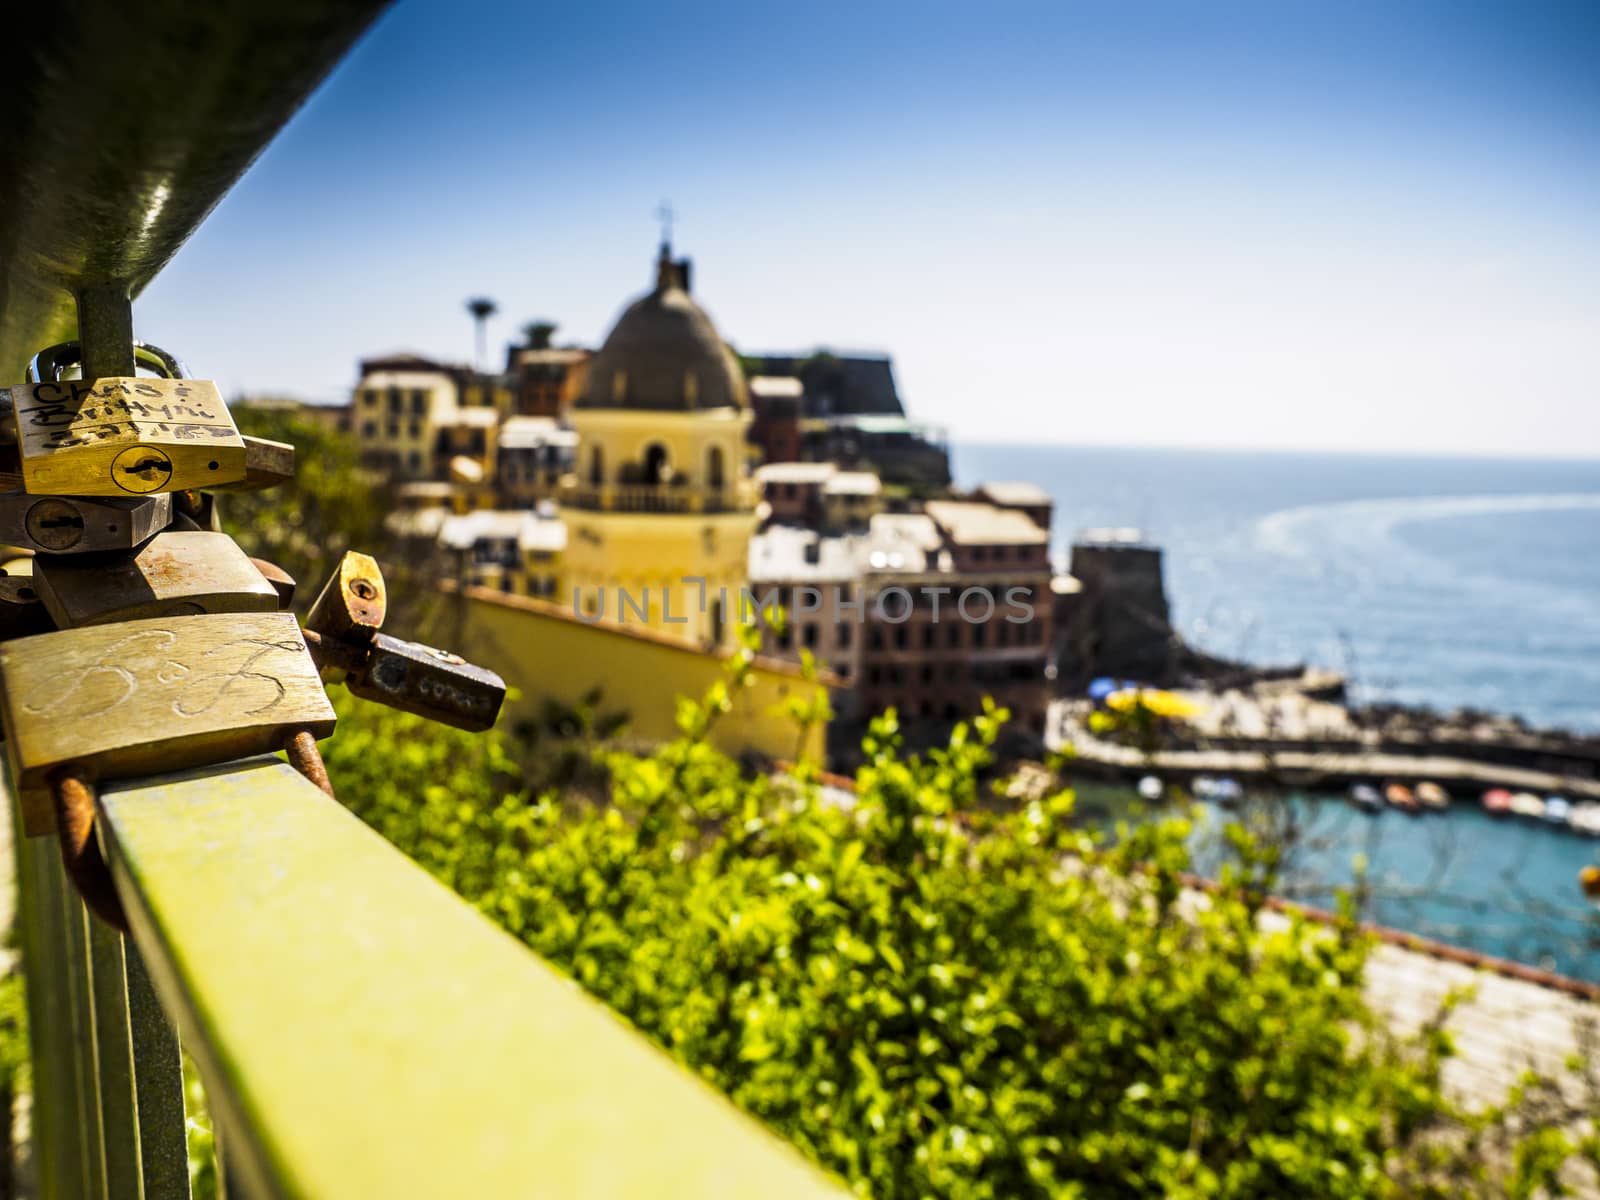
[465,296,498,370]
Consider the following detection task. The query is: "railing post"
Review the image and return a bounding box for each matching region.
[125,943,191,1200]
[11,792,192,1200]
[86,916,140,1199]
[14,824,96,1199]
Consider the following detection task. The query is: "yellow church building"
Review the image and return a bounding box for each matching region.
[559,242,758,647]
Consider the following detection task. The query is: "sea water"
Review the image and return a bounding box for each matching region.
[955,444,1600,979]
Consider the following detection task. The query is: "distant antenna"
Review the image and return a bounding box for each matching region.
[655,200,676,248]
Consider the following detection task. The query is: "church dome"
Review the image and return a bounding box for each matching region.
[576,245,747,412]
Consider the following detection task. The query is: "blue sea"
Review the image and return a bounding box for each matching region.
[955,444,1600,731]
[955,444,1600,980]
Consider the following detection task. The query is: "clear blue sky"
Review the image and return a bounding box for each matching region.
[138,0,1599,456]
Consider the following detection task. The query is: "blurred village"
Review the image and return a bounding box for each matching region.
[281,238,1180,765]
[279,237,1600,822]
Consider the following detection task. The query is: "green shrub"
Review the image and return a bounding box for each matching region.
[321,648,1594,1199]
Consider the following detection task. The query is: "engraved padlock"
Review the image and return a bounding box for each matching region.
[6,341,247,496]
[301,551,507,731]
[0,611,336,835]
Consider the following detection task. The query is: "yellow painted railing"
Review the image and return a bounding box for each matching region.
[10,756,843,1197]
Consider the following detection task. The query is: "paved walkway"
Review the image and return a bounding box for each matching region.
[1364,937,1598,1196]
[1364,937,1594,1106]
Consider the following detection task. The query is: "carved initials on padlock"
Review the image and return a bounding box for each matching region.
[0,612,336,834]
[6,377,248,496]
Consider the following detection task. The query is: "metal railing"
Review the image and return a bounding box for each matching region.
[3,3,841,1196]
[10,760,836,1197]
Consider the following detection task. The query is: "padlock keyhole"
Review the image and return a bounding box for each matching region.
[121,458,172,478]
[38,514,84,531]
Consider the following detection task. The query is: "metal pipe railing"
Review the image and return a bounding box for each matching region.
[87,757,840,1197]
[0,0,390,378]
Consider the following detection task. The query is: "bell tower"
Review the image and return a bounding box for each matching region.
[559,242,756,647]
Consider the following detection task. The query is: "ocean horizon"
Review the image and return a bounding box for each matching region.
[954,441,1600,734]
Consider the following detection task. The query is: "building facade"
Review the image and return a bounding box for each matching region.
[750,495,1055,743]
[509,346,591,418]
[558,243,758,648]
[351,355,462,479]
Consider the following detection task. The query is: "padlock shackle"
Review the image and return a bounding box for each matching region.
[26,339,189,383]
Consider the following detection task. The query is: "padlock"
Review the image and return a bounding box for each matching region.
[209,436,296,493]
[31,530,281,628]
[0,611,336,835]
[346,634,506,732]
[300,551,505,731]
[249,557,297,608]
[7,377,248,496]
[10,340,248,496]
[305,550,386,671]
[0,490,172,555]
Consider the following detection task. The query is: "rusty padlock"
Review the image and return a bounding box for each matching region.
[301,551,506,732]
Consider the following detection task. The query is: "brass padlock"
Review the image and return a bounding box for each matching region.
[32,530,281,628]
[347,634,506,732]
[9,340,248,496]
[0,611,336,834]
[305,550,386,653]
[301,551,506,731]
[8,377,247,496]
[210,436,296,493]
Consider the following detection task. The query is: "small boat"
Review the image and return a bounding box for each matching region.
[1571,802,1600,837]
[1509,791,1546,820]
[1482,788,1513,817]
[1415,781,1449,811]
[1347,783,1382,814]
[1137,775,1163,802]
[1584,865,1600,902]
[1543,796,1572,826]
[1384,783,1419,814]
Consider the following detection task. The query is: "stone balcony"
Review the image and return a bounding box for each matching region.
[562,480,755,515]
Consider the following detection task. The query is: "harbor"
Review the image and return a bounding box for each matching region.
[1048,676,1600,982]
[1049,674,1600,820]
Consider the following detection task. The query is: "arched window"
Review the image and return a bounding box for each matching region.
[706,444,725,489]
[643,442,671,485]
[588,445,604,486]
[611,370,628,404]
[684,370,699,406]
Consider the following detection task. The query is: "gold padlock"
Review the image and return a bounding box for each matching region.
[7,377,247,496]
[32,530,281,628]
[0,611,336,834]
